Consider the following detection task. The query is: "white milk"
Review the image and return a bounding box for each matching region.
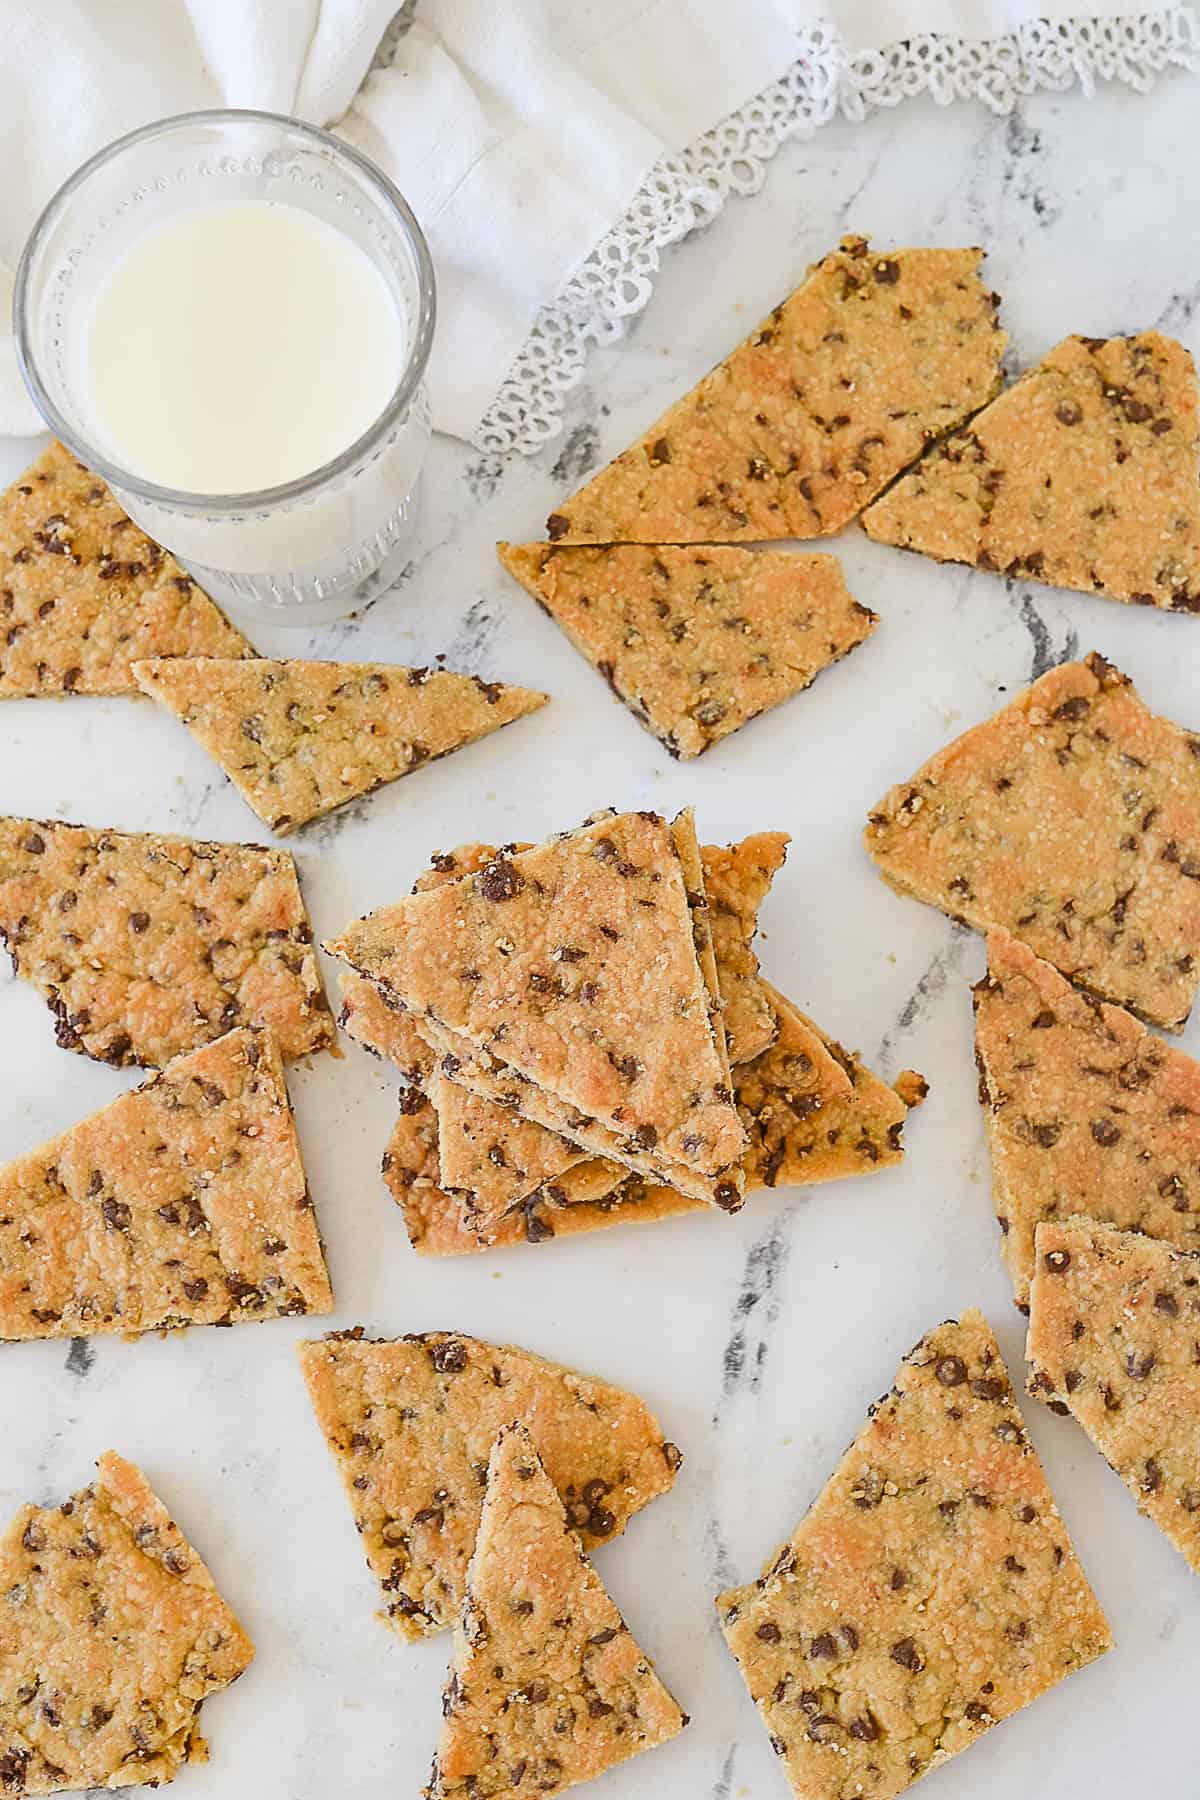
[83,201,407,494]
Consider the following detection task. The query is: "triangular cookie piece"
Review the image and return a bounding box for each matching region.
[975,930,1200,1308]
[431,1069,624,1233]
[0,441,252,698]
[0,1451,254,1794]
[701,832,789,1063]
[0,1026,332,1340]
[0,814,333,1065]
[717,1309,1111,1800]
[499,543,876,757]
[324,811,746,1204]
[737,983,925,1188]
[134,657,548,834]
[544,237,1005,543]
[1028,1219,1200,1571]
[382,1091,699,1255]
[299,1330,681,1638]
[866,652,1200,1030]
[428,1424,686,1799]
[864,333,1200,612]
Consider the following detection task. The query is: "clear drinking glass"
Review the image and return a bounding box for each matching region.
[13,110,436,626]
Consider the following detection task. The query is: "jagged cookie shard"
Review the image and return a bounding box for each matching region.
[499,542,875,757]
[0,815,333,1066]
[975,930,1200,1308]
[717,1309,1111,1800]
[0,441,252,699]
[427,1425,686,1800]
[324,811,747,1202]
[0,1451,253,1794]
[383,1090,698,1255]
[864,333,1200,612]
[1028,1218,1200,1572]
[0,1027,332,1341]
[737,983,923,1189]
[544,237,1005,544]
[299,1330,682,1638]
[133,657,548,834]
[338,970,433,1080]
[866,652,1200,1030]
[701,833,789,1063]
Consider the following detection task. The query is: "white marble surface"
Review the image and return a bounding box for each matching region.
[2,69,1200,1800]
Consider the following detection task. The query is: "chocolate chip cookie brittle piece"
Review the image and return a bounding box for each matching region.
[0,1026,332,1341]
[299,1330,681,1639]
[430,1069,624,1237]
[701,832,789,1063]
[975,930,1200,1308]
[717,1309,1111,1800]
[382,1095,698,1255]
[427,1425,685,1800]
[0,1451,253,1794]
[545,237,1005,543]
[866,653,1200,1029]
[325,810,747,1205]
[0,440,252,699]
[1028,1218,1200,1573]
[864,333,1200,612]
[737,983,924,1190]
[0,815,333,1065]
[134,657,548,834]
[499,542,876,758]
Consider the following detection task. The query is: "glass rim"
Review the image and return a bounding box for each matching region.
[12,107,437,514]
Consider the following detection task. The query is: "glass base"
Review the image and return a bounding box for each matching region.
[166,481,422,629]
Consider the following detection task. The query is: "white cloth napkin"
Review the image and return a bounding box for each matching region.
[0,0,1194,451]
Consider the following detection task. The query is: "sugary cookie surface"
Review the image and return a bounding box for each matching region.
[866,653,1200,1029]
[718,1310,1111,1800]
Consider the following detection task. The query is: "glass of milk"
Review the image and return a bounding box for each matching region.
[14,110,436,624]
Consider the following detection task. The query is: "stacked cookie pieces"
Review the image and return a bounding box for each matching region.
[499,237,1009,757]
[301,1330,687,1798]
[329,811,925,1253]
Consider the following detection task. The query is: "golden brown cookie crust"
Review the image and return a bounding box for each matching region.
[975,929,1200,1307]
[0,815,333,1066]
[0,441,252,699]
[717,1309,1111,1800]
[866,652,1200,1029]
[428,1425,685,1799]
[863,333,1200,612]
[499,542,875,757]
[1027,1218,1200,1571]
[0,1027,332,1341]
[134,657,548,834]
[299,1330,681,1638]
[0,1451,253,1794]
[545,237,1005,543]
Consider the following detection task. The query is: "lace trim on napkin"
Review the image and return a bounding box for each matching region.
[474,7,1199,457]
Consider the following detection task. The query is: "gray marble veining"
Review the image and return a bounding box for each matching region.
[0,69,1198,1800]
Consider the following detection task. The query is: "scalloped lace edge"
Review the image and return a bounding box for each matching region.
[474,8,1199,457]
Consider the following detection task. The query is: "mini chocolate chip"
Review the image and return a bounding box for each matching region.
[1091,1118,1121,1146]
[891,1637,923,1672]
[1044,1248,1071,1273]
[936,1355,967,1387]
